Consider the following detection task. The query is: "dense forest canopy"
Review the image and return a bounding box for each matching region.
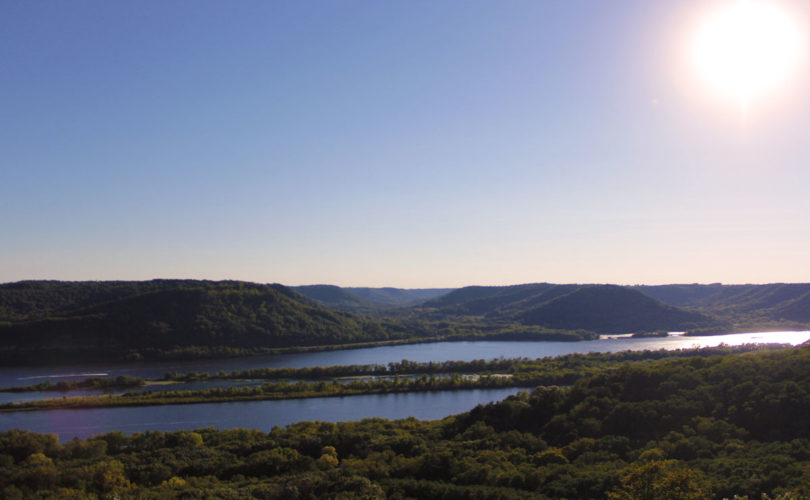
[636,283,810,324]
[419,284,713,332]
[0,280,592,365]
[3,344,810,498]
[293,285,452,310]
[0,281,401,360]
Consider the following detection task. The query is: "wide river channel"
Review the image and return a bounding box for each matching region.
[2,330,808,441]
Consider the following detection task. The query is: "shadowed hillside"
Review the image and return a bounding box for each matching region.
[516,285,707,333]
[344,287,454,306]
[636,283,810,325]
[294,285,454,311]
[292,285,374,310]
[422,283,712,333]
[422,284,569,315]
[0,280,596,365]
[0,281,397,362]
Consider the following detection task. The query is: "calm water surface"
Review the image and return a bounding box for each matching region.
[0,388,524,441]
[1,331,807,441]
[1,330,807,387]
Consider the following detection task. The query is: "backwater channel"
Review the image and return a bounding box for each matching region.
[2,330,808,440]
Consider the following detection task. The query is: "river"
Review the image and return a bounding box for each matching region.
[1,330,808,441]
[3,330,808,387]
[0,388,524,441]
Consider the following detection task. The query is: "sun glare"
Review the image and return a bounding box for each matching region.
[692,0,801,104]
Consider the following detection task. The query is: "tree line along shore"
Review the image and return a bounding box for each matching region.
[2,342,810,498]
[0,344,785,412]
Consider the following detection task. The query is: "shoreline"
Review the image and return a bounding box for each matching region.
[3,325,808,368]
[0,379,534,413]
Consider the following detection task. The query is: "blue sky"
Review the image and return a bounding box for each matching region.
[2,0,810,286]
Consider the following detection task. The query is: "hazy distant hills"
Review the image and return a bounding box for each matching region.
[421,284,573,315]
[292,285,374,310]
[421,283,712,333]
[635,283,810,323]
[293,285,453,310]
[345,287,454,306]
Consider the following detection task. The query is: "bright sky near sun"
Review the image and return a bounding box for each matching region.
[2,0,810,287]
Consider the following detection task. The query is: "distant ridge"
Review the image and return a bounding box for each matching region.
[294,285,453,310]
[516,285,707,333]
[345,287,454,306]
[3,279,808,365]
[635,283,810,324]
[293,285,374,310]
[422,283,712,333]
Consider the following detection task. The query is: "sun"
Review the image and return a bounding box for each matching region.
[692,0,801,104]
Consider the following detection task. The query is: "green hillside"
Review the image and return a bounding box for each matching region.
[636,283,810,328]
[516,285,708,333]
[422,283,713,333]
[292,285,374,310]
[422,284,568,315]
[344,287,454,306]
[0,280,396,362]
[294,285,455,311]
[0,280,596,364]
[0,280,202,323]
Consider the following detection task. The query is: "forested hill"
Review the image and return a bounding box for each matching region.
[420,283,712,333]
[635,283,810,323]
[292,285,374,310]
[0,280,398,362]
[293,285,453,311]
[345,287,454,305]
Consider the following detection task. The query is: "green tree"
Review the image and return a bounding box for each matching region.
[608,458,711,500]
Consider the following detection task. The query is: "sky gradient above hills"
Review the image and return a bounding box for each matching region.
[3,0,810,286]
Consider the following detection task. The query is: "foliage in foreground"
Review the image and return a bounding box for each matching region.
[3,345,810,498]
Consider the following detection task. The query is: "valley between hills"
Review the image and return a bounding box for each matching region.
[1,280,809,365]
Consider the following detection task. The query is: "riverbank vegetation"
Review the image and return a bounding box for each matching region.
[0,375,145,393]
[0,326,596,366]
[0,375,528,412]
[162,344,782,383]
[3,344,810,498]
[0,344,786,412]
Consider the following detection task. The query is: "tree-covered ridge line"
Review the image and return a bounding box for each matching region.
[0,280,390,347]
[293,284,454,311]
[4,345,810,498]
[634,283,810,334]
[2,279,809,368]
[418,283,716,332]
[418,282,810,334]
[0,280,599,366]
[636,283,810,317]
